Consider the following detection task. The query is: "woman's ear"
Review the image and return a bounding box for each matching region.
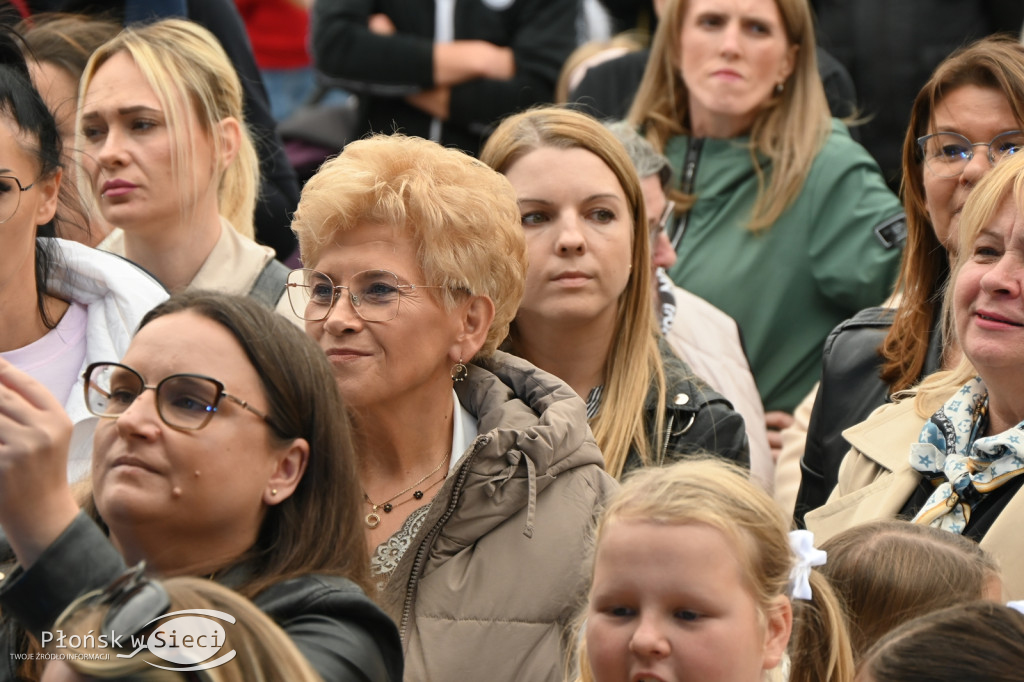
[216,116,242,171]
[761,594,793,671]
[263,437,309,506]
[450,294,495,362]
[34,167,61,227]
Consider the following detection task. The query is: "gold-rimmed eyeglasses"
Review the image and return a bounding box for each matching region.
[286,268,448,322]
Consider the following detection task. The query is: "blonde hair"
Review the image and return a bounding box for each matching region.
[555,30,647,104]
[78,18,259,238]
[50,576,321,681]
[574,459,854,682]
[910,148,1024,415]
[479,106,666,477]
[292,134,526,357]
[627,0,831,231]
[819,520,1000,662]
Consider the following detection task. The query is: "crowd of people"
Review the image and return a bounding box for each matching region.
[0,0,1022,680]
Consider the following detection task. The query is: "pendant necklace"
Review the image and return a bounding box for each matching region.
[363,447,451,529]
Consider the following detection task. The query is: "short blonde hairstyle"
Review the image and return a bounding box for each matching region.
[628,0,830,231]
[50,575,322,681]
[292,134,526,357]
[911,149,1024,414]
[480,106,665,477]
[78,18,259,238]
[575,459,854,682]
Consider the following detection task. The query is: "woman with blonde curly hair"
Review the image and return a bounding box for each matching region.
[290,133,617,682]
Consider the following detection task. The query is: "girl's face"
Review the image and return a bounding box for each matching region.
[586,520,791,682]
[503,146,633,336]
[79,51,220,236]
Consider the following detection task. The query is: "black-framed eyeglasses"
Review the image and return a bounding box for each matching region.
[83,362,274,432]
[286,268,448,322]
[916,130,1024,178]
[649,199,677,248]
[0,174,35,223]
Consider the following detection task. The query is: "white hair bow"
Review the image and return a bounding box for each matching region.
[788,530,827,601]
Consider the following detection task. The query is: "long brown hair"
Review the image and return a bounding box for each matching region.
[85,291,369,597]
[882,36,1024,392]
[480,106,665,478]
[627,0,831,231]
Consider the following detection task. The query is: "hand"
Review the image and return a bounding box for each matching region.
[765,410,795,464]
[368,13,396,36]
[406,87,451,120]
[0,358,80,567]
[433,41,515,87]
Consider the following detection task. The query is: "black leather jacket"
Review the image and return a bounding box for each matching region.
[0,514,402,681]
[625,339,750,474]
[793,307,942,526]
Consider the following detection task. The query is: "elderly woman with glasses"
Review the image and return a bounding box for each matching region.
[790,37,1024,524]
[289,133,617,682]
[0,292,402,681]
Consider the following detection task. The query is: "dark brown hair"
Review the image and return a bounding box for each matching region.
[884,36,1024,391]
[859,601,1024,682]
[86,291,369,597]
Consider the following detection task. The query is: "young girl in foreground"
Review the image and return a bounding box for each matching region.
[576,458,853,682]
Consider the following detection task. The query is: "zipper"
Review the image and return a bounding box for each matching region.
[670,137,704,252]
[399,436,489,638]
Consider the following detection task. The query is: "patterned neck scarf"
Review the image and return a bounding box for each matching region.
[910,376,1024,533]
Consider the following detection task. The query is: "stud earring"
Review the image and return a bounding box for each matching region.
[775,82,784,95]
[271,489,278,496]
[451,357,468,383]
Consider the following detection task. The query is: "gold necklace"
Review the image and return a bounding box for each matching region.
[363,448,450,529]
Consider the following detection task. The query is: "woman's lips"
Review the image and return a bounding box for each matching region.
[101,179,137,198]
[975,310,1024,328]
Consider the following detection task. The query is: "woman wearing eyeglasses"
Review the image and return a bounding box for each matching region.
[0,291,403,681]
[627,0,904,453]
[289,133,617,682]
[0,28,166,484]
[791,37,1024,524]
[480,107,750,480]
[78,19,291,314]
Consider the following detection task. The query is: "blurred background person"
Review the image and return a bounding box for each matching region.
[628,0,904,457]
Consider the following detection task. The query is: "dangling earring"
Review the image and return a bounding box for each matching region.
[775,82,785,95]
[451,357,468,383]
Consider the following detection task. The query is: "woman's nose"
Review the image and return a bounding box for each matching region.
[113,388,162,439]
[322,290,366,334]
[555,216,587,255]
[96,128,128,168]
[980,254,1024,297]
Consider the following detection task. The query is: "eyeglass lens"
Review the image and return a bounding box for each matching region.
[287,269,403,322]
[919,130,1024,177]
[0,176,28,223]
[86,363,222,430]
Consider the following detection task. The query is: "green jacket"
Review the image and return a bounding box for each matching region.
[665,120,903,413]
